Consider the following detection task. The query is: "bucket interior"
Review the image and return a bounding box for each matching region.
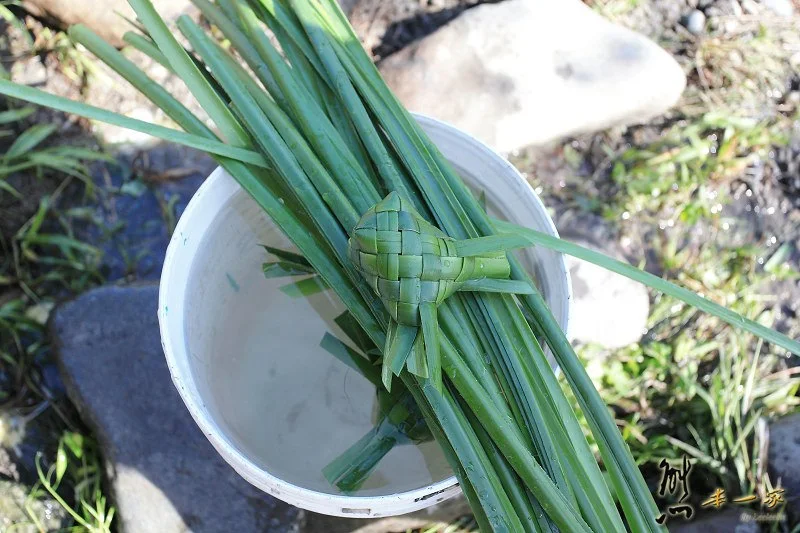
[182,189,556,501]
[184,189,456,497]
[174,117,570,507]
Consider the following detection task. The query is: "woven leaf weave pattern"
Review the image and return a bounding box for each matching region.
[349,192,510,326]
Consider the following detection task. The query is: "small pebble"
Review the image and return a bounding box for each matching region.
[685,10,706,35]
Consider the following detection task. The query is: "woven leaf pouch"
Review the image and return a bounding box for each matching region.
[349,192,534,390]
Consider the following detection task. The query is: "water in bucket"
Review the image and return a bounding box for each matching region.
[185,193,452,497]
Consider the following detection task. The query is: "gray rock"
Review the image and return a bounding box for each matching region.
[671,508,760,533]
[49,284,303,533]
[0,479,68,533]
[685,10,707,35]
[759,0,795,17]
[379,0,685,153]
[768,413,800,522]
[564,239,649,349]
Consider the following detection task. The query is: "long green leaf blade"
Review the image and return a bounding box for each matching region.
[127,0,249,145]
[0,80,268,166]
[493,219,800,356]
[6,124,56,159]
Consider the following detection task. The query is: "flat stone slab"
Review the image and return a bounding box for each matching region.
[49,284,302,533]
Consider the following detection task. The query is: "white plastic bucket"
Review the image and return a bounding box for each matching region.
[158,115,572,518]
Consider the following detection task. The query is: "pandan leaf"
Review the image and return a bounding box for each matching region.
[405,333,428,378]
[459,279,535,294]
[262,261,316,278]
[381,321,415,378]
[419,303,441,391]
[260,244,312,266]
[493,218,800,357]
[334,310,377,355]
[277,276,328,298]
[319,332,380,387]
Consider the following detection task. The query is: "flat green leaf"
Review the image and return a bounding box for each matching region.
[385,323,417,378]
[124,32,170,68]
[6,124,56,159]
[459,278,535,294]
[55,445,68,485]
[0,178,21,198]
[0,79,269,168]
[262,261,315,278]
[405,333,428,378]
[0,106,35,124]
[419,303,440,390]
[24,234,101,256]
[127,0,249,145]
[260,244,312,267]
[45,145,115,162]
[493,218,800,356]
[278,275,329,298]
[333,310,377,354]
[319,332,380,386]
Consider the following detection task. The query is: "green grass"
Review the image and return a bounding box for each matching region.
[532,14,800,502]
[30,432,114,532]
[585,240,799,495]
[602,113,789,224]
[683,16,799,117]
[0,104,114,532]
[521,101,799,529]
[514,111,791,228]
